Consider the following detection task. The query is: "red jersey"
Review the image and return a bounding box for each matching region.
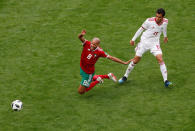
[80,40,108,74]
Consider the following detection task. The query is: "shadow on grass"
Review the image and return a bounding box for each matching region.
[78,79,176,101]
[113,80,133,88]
[79,80,137,100]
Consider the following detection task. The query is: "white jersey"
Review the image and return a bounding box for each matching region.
[141,17,168,44]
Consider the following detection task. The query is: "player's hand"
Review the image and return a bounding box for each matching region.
[164,37,168,43]
[130,40,135,46]
[78,30,86,42]
[81,30,86,36]
[124,59,132,65]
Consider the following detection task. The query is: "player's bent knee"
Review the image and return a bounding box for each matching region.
[134,59,139,64]
[155,55,163,64]
[133,56,141,64]
[159,61,164,65]
[157,57,163,64]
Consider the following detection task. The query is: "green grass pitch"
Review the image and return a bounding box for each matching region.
[0,0,195,130]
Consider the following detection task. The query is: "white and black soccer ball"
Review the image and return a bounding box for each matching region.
[11,100,23,111]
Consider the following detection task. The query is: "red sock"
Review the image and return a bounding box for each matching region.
[92,75,109,81]
[85,81,99,92]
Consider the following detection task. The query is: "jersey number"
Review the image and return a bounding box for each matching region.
[87,54,93,59]
[153,32,159,36]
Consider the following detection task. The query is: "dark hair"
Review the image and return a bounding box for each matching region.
[156,8,165,17]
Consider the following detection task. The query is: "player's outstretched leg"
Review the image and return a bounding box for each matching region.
[85,77,103,92]
[78,77,104,94]
[108,73,117,82]
[119,56,140,84]
[93,73,117,82]
[118,61,136,84]
[93,74,109,81]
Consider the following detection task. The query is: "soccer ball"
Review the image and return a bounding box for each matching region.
[11,100,23,111]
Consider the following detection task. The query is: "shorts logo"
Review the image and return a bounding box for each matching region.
[83,80,89,86]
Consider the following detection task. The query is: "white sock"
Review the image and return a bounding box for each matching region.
[124,61,135,78]
[160,63,167,82]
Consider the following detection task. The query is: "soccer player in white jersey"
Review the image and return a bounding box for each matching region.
[119,8,173,87]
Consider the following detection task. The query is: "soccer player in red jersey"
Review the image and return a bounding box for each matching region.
[78,30,131,94]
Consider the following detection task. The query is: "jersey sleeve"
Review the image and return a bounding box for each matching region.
[163,18,168,25]
[132,27,144,41]
[99,50,109,58]
[141,18,150,29]
[163,18,168,37]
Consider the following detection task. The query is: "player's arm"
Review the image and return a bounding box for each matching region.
[130,18,149,46]
[107,55,131,65]
[163,23,168,43]
[130,27,144,46]
[78,30,86,43]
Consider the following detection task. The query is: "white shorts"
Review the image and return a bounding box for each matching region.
[135,42,162,57]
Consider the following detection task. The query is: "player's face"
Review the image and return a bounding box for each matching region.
[91,41,99,50]
[155,13,163,24]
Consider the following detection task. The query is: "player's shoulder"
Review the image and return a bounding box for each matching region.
[85,40,91,44]
[95,47,105,54]
[163,18,168,24]
[96,47,104,52]
[83,40,91,46]
[96,47,109,57]
[147,17,155,21]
